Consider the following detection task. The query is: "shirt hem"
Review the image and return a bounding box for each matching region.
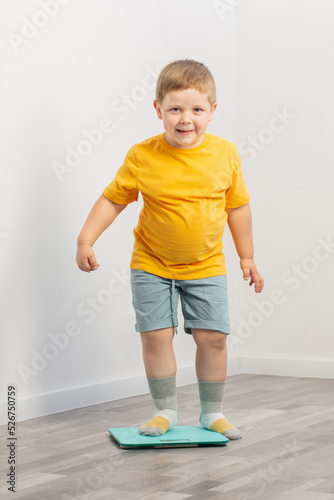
[130,264,227,280]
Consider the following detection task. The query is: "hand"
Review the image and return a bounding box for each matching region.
[240,259,264,293]
[76,244,100,273]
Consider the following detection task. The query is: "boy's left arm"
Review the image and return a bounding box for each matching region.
[226,203,264,293]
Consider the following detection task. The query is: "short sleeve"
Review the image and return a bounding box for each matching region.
[225,145,251,209]
[103,145,139,204]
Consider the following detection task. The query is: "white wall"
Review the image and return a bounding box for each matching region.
[0,0,239,423]
[2,0,333,425]
[234,0,334,377]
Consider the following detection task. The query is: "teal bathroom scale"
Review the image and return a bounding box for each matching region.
[108,425,229,448]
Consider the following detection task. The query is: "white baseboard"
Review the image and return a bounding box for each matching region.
[239,355,334,379]
[227,355,241,377]
[2,355,331,425]
[0,364,198,425]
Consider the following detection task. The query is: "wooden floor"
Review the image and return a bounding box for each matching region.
[1,374,334,500]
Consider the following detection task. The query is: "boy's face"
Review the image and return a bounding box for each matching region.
[154,88,217,149]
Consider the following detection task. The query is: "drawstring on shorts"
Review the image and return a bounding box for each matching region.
[170,279,178,334]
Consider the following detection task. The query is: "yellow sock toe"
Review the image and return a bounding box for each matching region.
[210,417,237,433]
[139,416,170,434]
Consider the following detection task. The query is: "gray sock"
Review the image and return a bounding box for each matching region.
[138,375,178,436]
[198,380,225,414]
[198,380,242,440]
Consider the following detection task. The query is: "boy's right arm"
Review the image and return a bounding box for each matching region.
[76,194,127,272]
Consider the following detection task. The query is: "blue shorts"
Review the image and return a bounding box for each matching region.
[130,270,231,335]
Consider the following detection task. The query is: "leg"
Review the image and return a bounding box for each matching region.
[192,329,227,382]
[140,327,177,378]
[192,329,242,440]
[138,328,178,436]
[130,271,180,435]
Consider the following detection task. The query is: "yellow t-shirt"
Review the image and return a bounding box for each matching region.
[103,133,250,279]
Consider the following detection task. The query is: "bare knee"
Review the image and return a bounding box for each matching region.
[192,329,227,351]
[140,328,175,354]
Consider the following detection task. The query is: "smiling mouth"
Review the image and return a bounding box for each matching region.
[176,129,193,135]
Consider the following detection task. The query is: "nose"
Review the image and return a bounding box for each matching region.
[180,111,191,124]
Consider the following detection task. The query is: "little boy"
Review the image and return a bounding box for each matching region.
[76,60,264,440]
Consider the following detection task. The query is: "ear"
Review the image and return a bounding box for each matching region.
[208,102,217,122]
[153,100,163,119]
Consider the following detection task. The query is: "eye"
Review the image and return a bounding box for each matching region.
[194,108,203,113]
[171,107,180,112]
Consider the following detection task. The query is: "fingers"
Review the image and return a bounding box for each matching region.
[243,267,251,282]
[76,246,100,273]
[88,255,100,271]
[78,259,100,273]
[252,274,264,293]
[240,260,264,293]
[255,279,264,293]
[247,274,263,293]
[78,258,94,272]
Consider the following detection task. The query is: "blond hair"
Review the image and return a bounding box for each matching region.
[155,59,216,105]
